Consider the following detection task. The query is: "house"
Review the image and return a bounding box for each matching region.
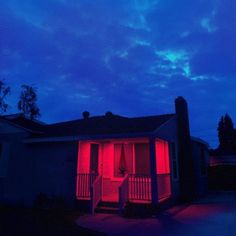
[0,97,208,214]
[209,153,236,190]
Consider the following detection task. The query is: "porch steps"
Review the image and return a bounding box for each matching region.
[95,201,119,214]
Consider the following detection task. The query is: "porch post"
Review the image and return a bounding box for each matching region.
[149,136,158,205]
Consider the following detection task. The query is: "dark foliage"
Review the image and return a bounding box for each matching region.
[214,114,236,154]
[0,80,10,114]
[18,84,40,120]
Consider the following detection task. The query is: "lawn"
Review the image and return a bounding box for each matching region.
[0,206,105,236]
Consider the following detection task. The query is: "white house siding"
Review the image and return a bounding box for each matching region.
[0,125,29,203]
[0,120,29,180]
[102,143,113,178]
[0,142,10,178]
[4,140,78,207]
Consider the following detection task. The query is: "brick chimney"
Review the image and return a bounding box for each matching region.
[175,96,195,201]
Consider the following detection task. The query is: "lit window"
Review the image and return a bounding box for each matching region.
[114,143,133,177]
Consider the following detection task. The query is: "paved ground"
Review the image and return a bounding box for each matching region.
[76,192,236,236]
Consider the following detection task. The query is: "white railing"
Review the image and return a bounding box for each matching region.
[129,174,152,201]
[90,175,102,214]
[119,174,129,214]
[76,173,97,199]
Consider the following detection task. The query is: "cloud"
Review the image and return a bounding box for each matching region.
[0,0,235,147]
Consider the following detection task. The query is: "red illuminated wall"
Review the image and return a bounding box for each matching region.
[155,140,170,174]
[77,138,171,176]
[76,138,172,201]
[102,142,113,177]
[77,141,90,174]
[155,139,171,199]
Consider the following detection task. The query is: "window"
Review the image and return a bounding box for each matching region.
[156,140,170,174]
[156,140,172,199]
[134,143,150,175]
[114,143,133,178]
[90,144,99,174]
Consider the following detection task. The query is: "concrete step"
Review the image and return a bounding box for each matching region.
[95,206,119,214]
[95,201,119,214]
[98,201,119,208]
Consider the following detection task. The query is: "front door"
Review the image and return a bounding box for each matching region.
[90,144,99,174]
[135,143,150,175]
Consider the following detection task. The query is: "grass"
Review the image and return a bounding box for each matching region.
[0,205,106,236]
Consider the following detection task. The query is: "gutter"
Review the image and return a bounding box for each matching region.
[23,132,154,143]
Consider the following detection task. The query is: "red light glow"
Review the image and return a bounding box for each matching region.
[156,140,170,174]
[77,138,171,201]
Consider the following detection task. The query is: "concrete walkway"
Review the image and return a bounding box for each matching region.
[76,192,236,236]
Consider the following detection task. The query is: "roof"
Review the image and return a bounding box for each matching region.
[1,113,175,139]
[191,136,209,148]
[1,114,45,133]
[32,113,175,138]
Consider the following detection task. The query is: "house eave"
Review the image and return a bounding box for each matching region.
[23,131,156,143]
[0,117,44,134]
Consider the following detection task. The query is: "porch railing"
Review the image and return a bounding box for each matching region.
[118,174,171,207]
[118,174,129,214]
[129,174,152,201]
[91,175,102,214]
[76,173,97,199]
[77,173,171,213]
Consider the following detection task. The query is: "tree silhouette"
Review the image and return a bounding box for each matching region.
[0,80,10,114]
[218,116,225,148]
[18,85,40,120]
[217,114,235,152]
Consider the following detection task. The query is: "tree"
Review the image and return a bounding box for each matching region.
[18,85,40,120]
[217,114,235,152]
[217,116,225,149]
[0,80,10,114]
[224,114,234,149]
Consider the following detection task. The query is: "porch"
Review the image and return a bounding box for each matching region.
[76,137,172,213]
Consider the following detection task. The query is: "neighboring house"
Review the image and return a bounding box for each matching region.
[209,153,236,190]
[0,97,208,214]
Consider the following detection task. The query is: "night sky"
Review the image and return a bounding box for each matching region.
[1,0,236,147]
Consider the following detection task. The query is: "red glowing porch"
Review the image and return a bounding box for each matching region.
[76,137,172,213]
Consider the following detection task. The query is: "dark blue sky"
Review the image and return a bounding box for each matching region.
[1,0,236,147]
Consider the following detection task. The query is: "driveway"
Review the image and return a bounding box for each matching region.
[76,192,236,236]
